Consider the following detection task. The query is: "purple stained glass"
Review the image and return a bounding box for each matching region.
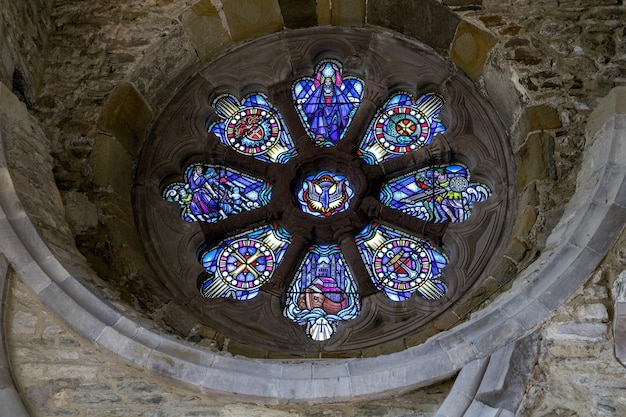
[296,171,354,218]
[163,164,272,223]
[209,93,297,164]
[355,222,448,302]
[199,224,292,300]
[284,244,359,341]
[357,92,446,165]
[292,60,364,147]
[380,164,491,223]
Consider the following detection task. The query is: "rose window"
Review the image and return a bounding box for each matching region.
[137,29,512,355]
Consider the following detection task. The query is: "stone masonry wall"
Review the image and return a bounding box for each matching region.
[7,272,452,417]
[1,0,625,415]
[0,0,54,106]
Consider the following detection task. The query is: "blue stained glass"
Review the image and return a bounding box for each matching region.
[163,164,272,223]
[284,244,360,341]
[355,222,448,302]
[199,224,292,300]
[292,60,364,147]
[296,171,354,218]
[357,92,446,165]
[380,164,491,223]
[209,93,297,164]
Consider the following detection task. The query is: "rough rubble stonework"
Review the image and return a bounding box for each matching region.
[0,0,625,415]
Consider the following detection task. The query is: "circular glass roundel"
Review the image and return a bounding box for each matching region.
[217,238,275,290]
[374,106,430,153]
[296,171,354,218]
[225,108,281,155]
[373,238,431,289]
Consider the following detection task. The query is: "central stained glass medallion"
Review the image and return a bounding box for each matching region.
[296,171,354,218]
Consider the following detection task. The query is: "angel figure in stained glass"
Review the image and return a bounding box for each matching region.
[292,60,363,147]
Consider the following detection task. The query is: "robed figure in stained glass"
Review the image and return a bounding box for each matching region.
[380,164,491,223]
[292,60,363,147]
[163,164,272,223]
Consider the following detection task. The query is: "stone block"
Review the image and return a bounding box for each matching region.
[19,363,99,381]
[516,132,556,188]
[95,327,150,366]
[0,82,28,121]
[545,322,608,342]
[316,0,332,25]
[312,362,349,379]
[57,277,122,327]
[502,299,550,331]
[0,388,30,417]
[463,400,501,417]
[586,204,626,255]
[615,302,626,364]
[279,0,317,28]
[11,311,37,334]
[586,86,626,140]
[460,309,525,357]
[181,1,233,61]
[38,283,106,341]
[222,0,283,43]
[91,134,133,198]
[450,21,497,81]
[526,104,562,131]
[98,83,152,158]
[331,0,366,27]
[366,0,460,53]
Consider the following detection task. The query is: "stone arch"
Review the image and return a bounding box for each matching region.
[1,0,625,414]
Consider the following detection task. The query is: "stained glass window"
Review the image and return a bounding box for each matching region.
[284,244,359,341]
[355,222,448,302]
[357,92,446,165]
[209,93,297,164]
[296,171,354,218]
[159,56,496,346]
[199,224,292,300]
[163,164,272,223]
[292,60,364,147]
[380,164,492,223]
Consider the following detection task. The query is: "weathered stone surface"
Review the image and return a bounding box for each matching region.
[181,0,233,62]
[279,0,317,28]
[91,133,133,197]
[526,105,563,131]
[516,132,557,188]
[98,82,152,158]
[366,0,460,53]
[331,0,366,27]
[450,20,497,80]
[221,0,283,42]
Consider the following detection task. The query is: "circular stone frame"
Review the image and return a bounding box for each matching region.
[134,28,514,356]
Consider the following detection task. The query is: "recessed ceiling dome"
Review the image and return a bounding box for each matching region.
[135,27,514,356]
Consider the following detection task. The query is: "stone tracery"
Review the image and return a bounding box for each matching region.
[148,28,512,352]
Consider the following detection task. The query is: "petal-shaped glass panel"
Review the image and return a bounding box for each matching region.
[357,92,446,165]
[209,93,297,164]
[380,164,492,223]
[163,164,272,223]
[355,222,448,302]
[284,244,360,341]
[199,224,292,300]
[292,60,364,147]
